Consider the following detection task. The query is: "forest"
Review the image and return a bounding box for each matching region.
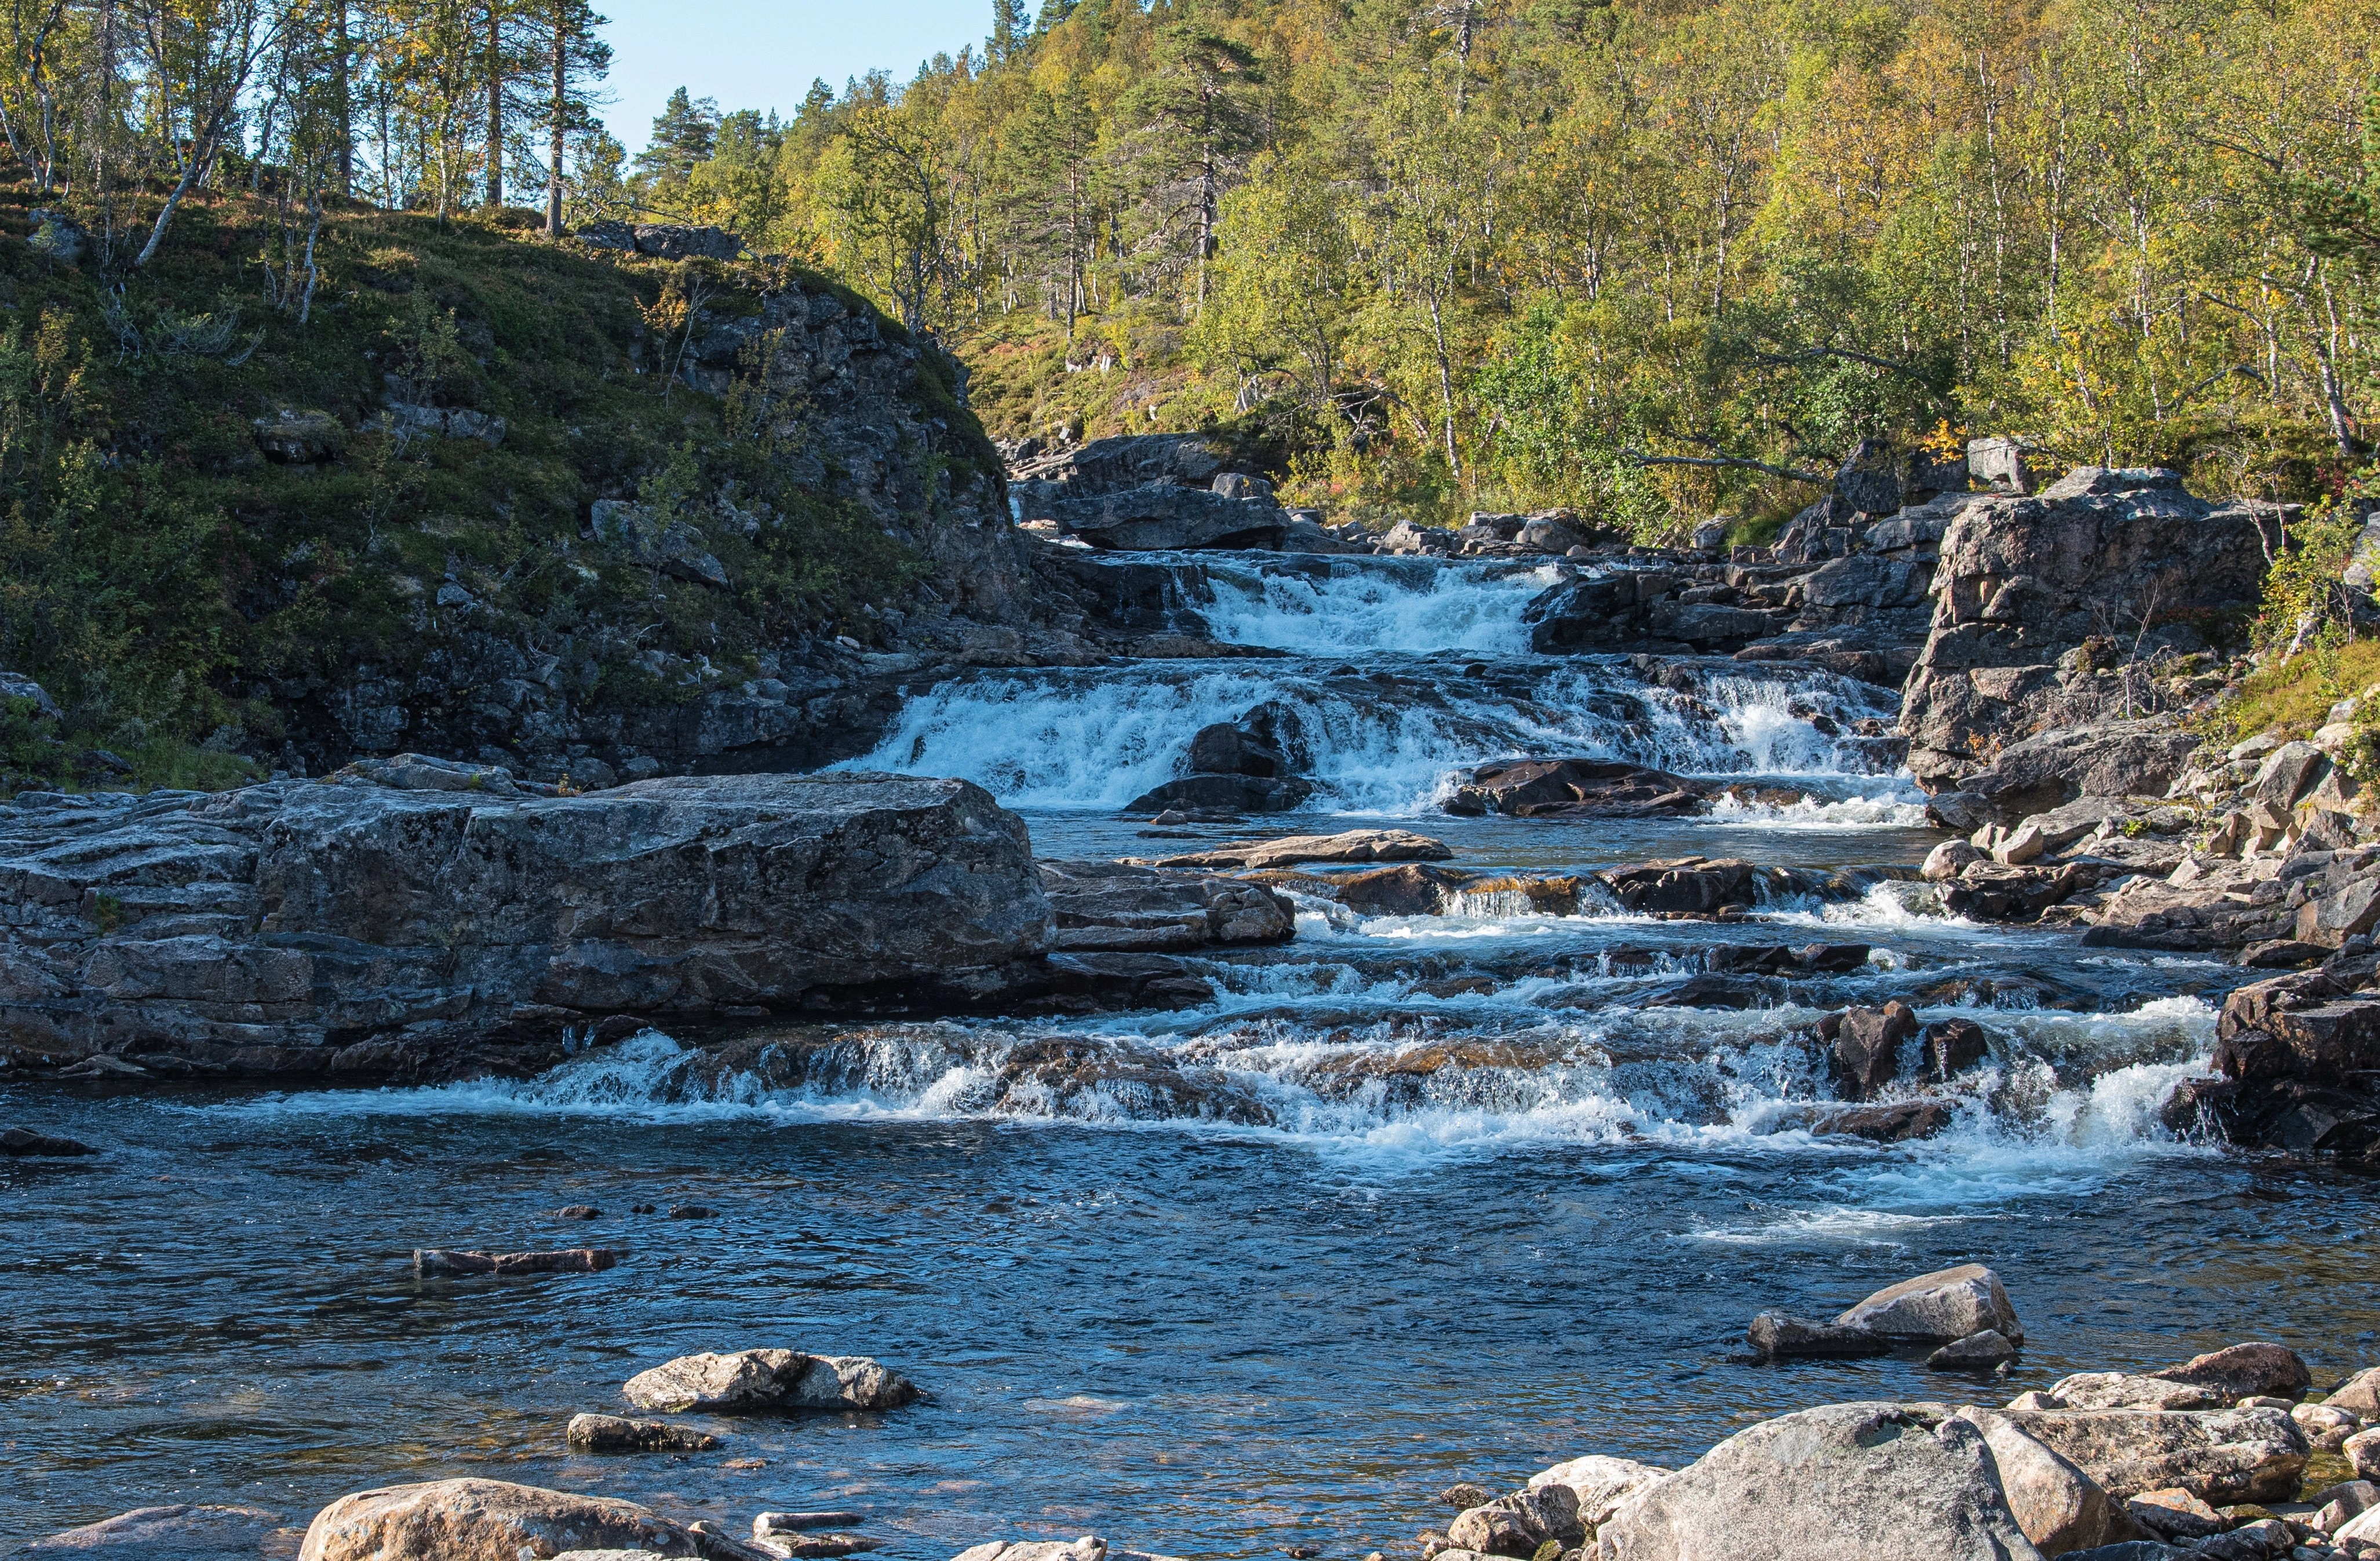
[3,0,2377,533]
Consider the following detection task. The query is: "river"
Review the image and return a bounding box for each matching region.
[2,549,2374,1548]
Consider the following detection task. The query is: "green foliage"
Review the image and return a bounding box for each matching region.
[2254,501,2370,663]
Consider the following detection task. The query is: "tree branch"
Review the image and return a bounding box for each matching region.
[1746,345,1957,406]
[1624,448,1828,483]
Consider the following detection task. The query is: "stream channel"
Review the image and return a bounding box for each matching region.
[2,549,2376,1547]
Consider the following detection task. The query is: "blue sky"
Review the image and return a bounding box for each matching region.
[595,0,990,151]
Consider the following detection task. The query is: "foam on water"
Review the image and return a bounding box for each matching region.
[1187,555,1560,655]
[841,661,1901,812]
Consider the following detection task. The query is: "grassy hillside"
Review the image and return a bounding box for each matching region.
[0,185,937,792]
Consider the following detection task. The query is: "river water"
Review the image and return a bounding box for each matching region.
[3,550,2375,1548]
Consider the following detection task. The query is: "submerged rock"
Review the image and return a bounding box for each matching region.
[413,1248,617,1276]
[1145,830,1452,870]
[566,1412,722,1451]
[1444,759,1705,819]
[20,1503,287,1555]
[622,1348,919,1414]
[0,1127,94,1155]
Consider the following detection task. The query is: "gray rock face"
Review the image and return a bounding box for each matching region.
[622,1348,919,1414]
[19,1503,287,1555]
[0,772,1051,1075]
[1999,1406,2310,1504]
[1037,860,1295,951]
[592,500,731,588]
[1898,469,2265,789]
[1951,720,2203,827]
[1025,482,1291,551]
[1595,1402,2044,1561]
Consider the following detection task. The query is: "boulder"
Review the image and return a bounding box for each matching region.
[2350,1425,2380,1480]
[1528,1457,1668,1534]
[1951,722,2204,828]
[0,774,1054,1072]
[2313,1479,2380,1534]
[1037,859,1295,951]
[1953,1409,2137,1555]
[297,1480,709,1561]
[2255,742,2332,811]
[1927,1019,1991,1081]
[566,1412,723,1451]
[1899,467,2264,789]
[2045,1374,2229,1412]
[1969,437,2039,495]
[1836,1264,2023,1343]
[1790,1100,1957,1143]
[19,1504,287,1555]
[1145,830,1451,870]
[253,408,345,464]
[632,223,743,260]
[1187,720,1284,777]
[1999,1406,2310,1504]
[2152,1343,2310,1403]
[621,1348,919,1414]
[2328,1367,2380,1416]
[2293,1402,2361,1449]
[1827,1001,1919,1100]
[1597,858,1756,914]
[1593,1402,2043,1561]
[1449,1486,1581,1556]
[1444,760,1707,819]
[1925,840,1987,881]
[2122,1488,2226,1541]
[1835,439,1907,517]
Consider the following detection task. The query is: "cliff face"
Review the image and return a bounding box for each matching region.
[1897,468,2271,789]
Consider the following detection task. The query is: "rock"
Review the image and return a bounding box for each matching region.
[2000,1406,2310,1504]
[1789,1100,1956,1143]
[1438,1483,1498,1510]
[0,774,1053,1069]
[621,1348,919,1414]
[2341,1504,2380,1547]
[1450,1486,1583,1555]
[1835,438,1907,517]
[0,668,62,720]
[1444,760,1707,819]
[19,1503,286,1555]
[2256,742,2332,811]
[1926,1018,1991,1080]
[1746,1311,1887,1359]
[1592,1401,2042,1560]
[1827,1001,1919,1099]
[1836,1263,2023,1343]
[1952,721,2205,828]
[1900,465,2265,790]
[1527,1457,1668,1533]
[297,1479,708,1561]
[253,408,345,463]
[2154,1343,2312,1403]
[2048,1374,2231,1412]
[330,752,523,793]
[1951,1409,2134,1555]
[1188,720,1284,777]
[413,1248,618,1276]
[0,1127,94,1155]
[1929,1330,2020,1370]
[1597,857,1756,914]
[1146,830,1452,870]
[592,501,731,588]
[1037,859,1295,951]
[2329,1368,2380,1416]
[756,1514,869,1534]
[575,218,636,248]
[1996,821,2050,864]
[1691,520,1731,550]
[2294,1403,2362,1450]
[1038,482,1290,550]
[632,223,743,260]
[1123,774,1314,813]
[2123,1487,2228,1540]
[26,207,89,265]
[555,1204,600,1219]
[566,1412,723,1451]
[753,1536,881,1559]
[1925,840,1987,881]
[381,399,507,446]
[1968,437,2039,494]
[2053,1547,2186,1561]
[2313,1479,2379,1534]
[2351,1426,2380,1480]
[947,1540,1115,1561]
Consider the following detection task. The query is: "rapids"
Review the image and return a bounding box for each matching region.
[3,546,2375,1549]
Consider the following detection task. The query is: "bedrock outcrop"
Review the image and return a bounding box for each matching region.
[0,768,1054,1077]
[1900,466,2269,790]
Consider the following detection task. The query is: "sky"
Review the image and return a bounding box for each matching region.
[593,0,989,152]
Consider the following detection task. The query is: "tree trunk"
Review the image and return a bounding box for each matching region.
[485,0,504,209]
[545,0,564,237]
[334,0,352,194]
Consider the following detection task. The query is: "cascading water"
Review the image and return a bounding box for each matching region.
[844,552,1914,812]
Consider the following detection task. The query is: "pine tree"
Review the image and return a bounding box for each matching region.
[1118,23,1266,315]
[633,85,719,187]
[537,0,609,235]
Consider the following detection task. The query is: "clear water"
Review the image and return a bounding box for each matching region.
[5,550,2375,1550]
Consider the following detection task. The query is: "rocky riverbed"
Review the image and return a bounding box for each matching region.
[6,455,2380,1555]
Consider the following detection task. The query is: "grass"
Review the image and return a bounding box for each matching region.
[0,180,959,793]
[2192,639,2380,750]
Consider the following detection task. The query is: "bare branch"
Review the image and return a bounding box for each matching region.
[1623,448,1829,484]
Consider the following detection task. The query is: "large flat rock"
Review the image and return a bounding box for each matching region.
[0,771,1051,1075]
